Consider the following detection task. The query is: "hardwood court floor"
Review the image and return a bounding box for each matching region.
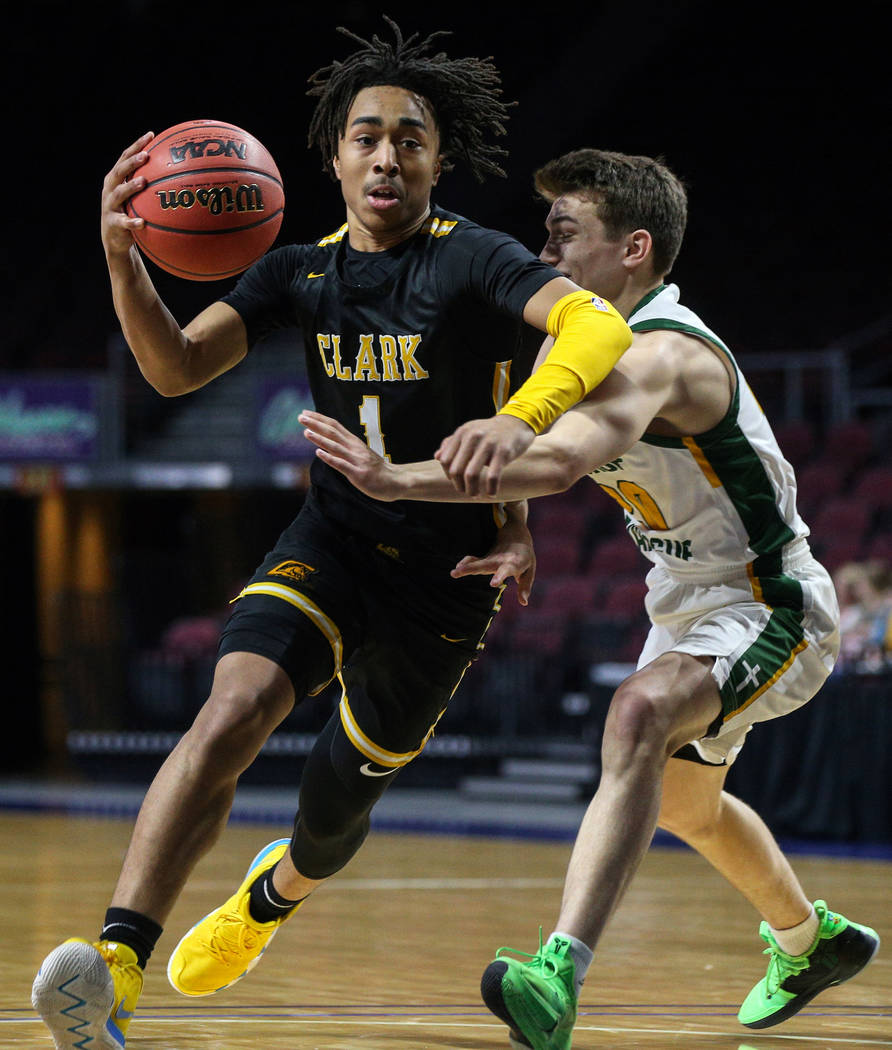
[2,810,889,1048]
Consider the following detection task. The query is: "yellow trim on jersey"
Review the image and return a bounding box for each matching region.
[235,582,344,674]
[491,360,511,410]
[423,216,458,237]
[683,436,723,488]
[724,638,809,721]
[317,224,348,246]
[317,217,455,247]
[491,360,513,528]
[338,683,441,767]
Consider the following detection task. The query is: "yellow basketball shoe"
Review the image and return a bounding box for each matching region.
[167,838,299,996]
[32,938,143,1049]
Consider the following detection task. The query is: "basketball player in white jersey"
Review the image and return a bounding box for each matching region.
[300,148,880,1050]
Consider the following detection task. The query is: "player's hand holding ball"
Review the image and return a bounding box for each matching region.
[101,131,156,260]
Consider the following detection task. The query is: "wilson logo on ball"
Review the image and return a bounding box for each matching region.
[169,138,249,164]
[156,184,266,215]
[126,118,285,282]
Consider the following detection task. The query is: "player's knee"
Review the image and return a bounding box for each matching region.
[603,676,671,763]
[290,770,376,879]
[188,677,293,769]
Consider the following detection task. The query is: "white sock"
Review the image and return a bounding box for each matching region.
[548,931,593,997]
[770,904,819,956]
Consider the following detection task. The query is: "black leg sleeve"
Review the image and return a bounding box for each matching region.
[289,707,398,880]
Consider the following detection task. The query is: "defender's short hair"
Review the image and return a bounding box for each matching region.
[308,17,511,182]
[535,149,688,276]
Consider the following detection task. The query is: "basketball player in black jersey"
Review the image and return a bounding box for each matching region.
[32,20,631,1047]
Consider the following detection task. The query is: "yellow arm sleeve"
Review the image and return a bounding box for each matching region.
[498,290,632,433]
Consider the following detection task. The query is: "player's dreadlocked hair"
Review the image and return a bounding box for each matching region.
[307,16,510,181]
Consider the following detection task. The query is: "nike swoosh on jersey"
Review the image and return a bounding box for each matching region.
[440,634,468,643]
[307,272,326,279]
[360,762,396,778]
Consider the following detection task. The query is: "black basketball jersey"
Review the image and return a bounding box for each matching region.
[223,205,558,561]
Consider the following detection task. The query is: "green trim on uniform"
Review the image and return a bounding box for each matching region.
[719,606,806,720]
[640,377,742,450]
[699,422,798,561]
[630,317,727,348]
[629,284,802,600]
[639,431,685,448]
[752,551,804,609]
[627,284,667,316]
[641,365,795,563]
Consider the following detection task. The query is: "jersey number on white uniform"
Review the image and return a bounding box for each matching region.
[598,480,669,531]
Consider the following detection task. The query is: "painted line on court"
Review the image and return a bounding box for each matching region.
[7,1012,890,1045]
[188,875,566,891]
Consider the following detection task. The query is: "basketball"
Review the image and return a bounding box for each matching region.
[125,119,285,281]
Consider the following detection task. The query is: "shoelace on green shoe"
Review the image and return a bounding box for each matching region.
[495,928,564,977]
[759,901,841,994]
[759,933,811,994]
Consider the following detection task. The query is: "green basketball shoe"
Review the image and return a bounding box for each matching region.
[738,900,880,1029]
[480,931,578,1050]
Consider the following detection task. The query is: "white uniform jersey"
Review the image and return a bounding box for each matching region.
[587,285,838,766]
[589,283,809,583]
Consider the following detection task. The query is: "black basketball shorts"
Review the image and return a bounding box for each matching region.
[218,489,502,771]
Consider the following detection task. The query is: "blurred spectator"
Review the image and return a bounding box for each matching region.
[160,615,224,661]
[833,560,892,674]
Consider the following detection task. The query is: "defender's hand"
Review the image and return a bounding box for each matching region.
[435,415,535,497]
[300,410,398,500]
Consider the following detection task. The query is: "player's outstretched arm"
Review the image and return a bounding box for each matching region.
[302,396,612,503]
[303,339,672,504]
[101,133,248,397]
[436,277,632,496]
[302,405,591,501]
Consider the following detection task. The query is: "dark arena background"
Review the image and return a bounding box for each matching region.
[2,3,890,1046]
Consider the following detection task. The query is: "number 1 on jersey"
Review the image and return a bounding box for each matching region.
[358,395,391,461]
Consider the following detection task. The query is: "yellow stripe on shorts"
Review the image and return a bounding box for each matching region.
[236,582,344,675]
[338,682,442,768]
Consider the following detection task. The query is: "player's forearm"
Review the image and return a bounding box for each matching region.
[391,440,578,503]
[107,246,196,396]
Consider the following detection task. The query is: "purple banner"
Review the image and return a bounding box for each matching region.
[0,377,100,461]
[254,377,314,460]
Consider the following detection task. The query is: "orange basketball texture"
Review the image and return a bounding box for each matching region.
[126,120,285,281]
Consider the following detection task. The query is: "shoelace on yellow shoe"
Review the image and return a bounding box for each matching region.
[94,942,141,977]
[207,912,264,965]
[95,943,121,968]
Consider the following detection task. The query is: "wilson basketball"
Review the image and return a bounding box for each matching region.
[126,119,285,281]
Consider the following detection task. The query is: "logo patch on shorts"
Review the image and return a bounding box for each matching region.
[376,543,401,561]
[268,560,316,583]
